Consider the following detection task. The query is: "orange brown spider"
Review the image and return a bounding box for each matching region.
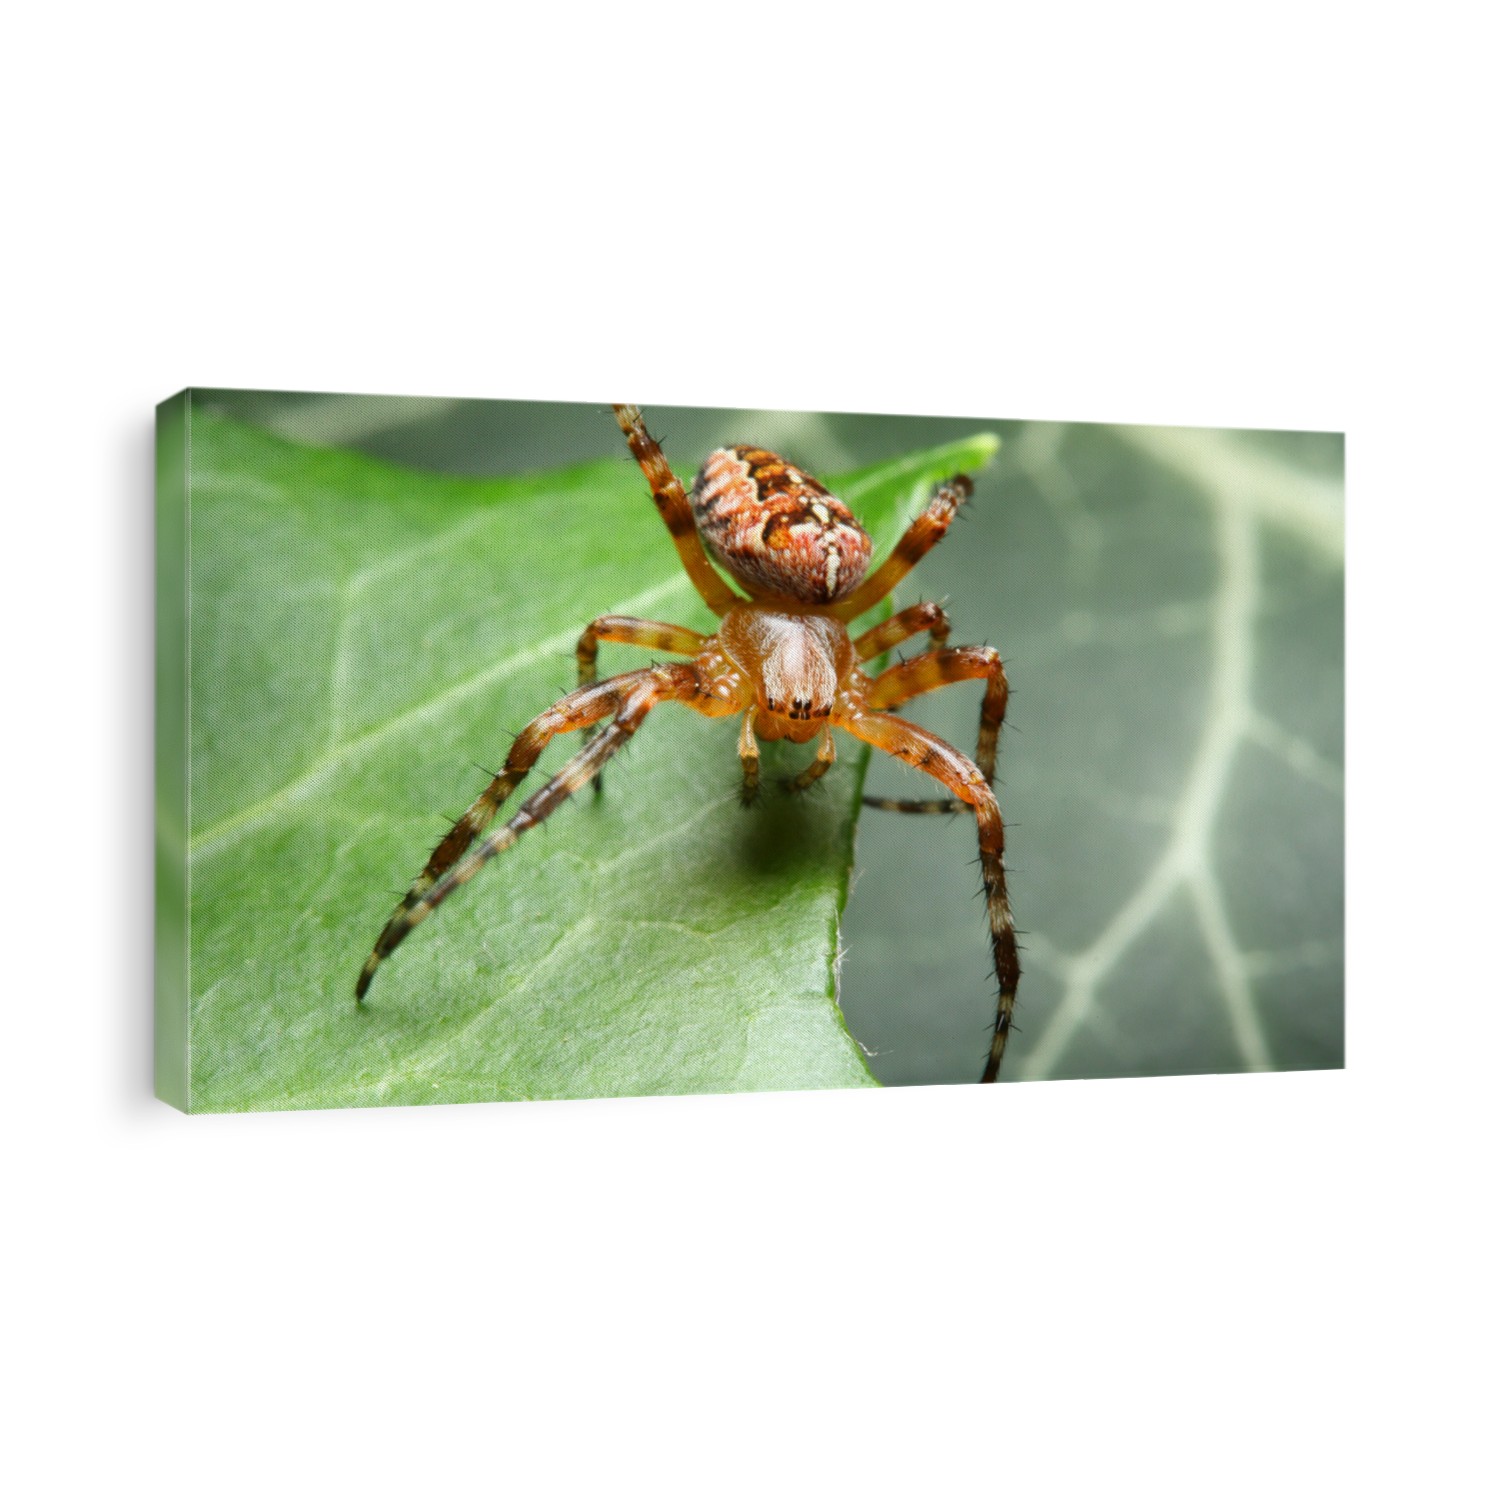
[356,404,1019,1083]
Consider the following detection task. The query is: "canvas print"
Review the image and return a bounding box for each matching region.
[155,390,1344,1112]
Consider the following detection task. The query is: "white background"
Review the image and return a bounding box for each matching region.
[4,4,1496,1496]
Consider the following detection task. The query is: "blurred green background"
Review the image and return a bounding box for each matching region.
[196,390,1344,1086]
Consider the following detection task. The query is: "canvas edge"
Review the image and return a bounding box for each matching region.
[154,392,190,1110]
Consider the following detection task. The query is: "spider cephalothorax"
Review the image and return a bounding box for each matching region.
[356,404,1019,1083]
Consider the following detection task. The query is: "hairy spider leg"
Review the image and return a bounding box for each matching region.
[832,475,973,622]
[356,665,700,1000]
[785,724,837,793]
[612,404,741,616]
[860,645,1009,815]
[576,615,708,686]
[852,600,952,662]
[576,615,708,794]
[835,709,1020,1084]
[738,709,761,805]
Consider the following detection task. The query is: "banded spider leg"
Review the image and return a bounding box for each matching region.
[356,663,706,1001]
[829,477,1016,1077]
[835,706,1019,1083]
[576,615,707,793]
[860,644,1009,815]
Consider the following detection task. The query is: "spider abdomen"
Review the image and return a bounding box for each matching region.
[690,446,873,604]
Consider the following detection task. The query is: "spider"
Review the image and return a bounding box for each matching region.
[355,404,1019,1083]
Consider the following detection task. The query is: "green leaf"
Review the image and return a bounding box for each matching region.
[843,421,1344,1084]
[176,409,999,1111]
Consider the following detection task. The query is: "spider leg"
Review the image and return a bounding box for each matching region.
[356,664,696,1001]
[835,709,1019,1083]
[612,404,741,616]
[832,475,973,621]
[738,709,761,805]
[861,645,1008,814]
[784,724,836,793]
[851,601,952,663]
[576,615,708,687]
[576,615,708,794]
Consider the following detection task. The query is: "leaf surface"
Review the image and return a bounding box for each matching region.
[843,421,1345,1084]
[181,410,999,1110]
